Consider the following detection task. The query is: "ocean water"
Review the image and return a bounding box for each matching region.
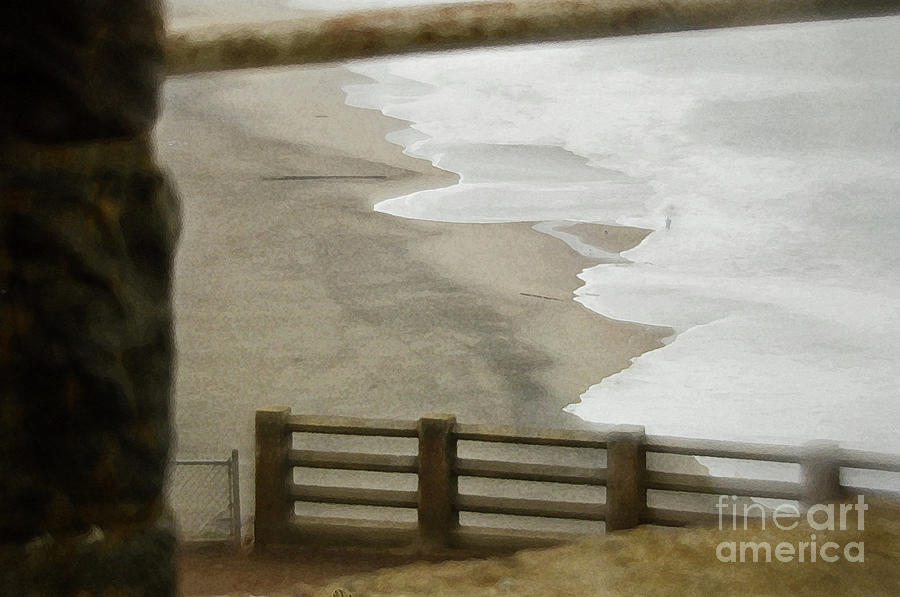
[339,14,900,469]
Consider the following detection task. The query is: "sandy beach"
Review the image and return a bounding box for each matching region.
[156,60,668,509]
[153,4,899,593]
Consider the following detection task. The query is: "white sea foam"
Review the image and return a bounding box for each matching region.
[341,17,900,470]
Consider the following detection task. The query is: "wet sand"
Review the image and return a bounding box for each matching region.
[155,63,668,516]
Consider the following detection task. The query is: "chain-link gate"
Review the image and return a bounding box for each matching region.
[166,450,241,546]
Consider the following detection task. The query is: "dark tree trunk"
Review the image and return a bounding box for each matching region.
[1,2,179,595]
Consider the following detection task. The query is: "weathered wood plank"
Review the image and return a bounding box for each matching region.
[643,507,769,528]
[456,458,606,486]
[646,471,804,500]
[455,423,607,448]
[255,407,293,549]
[290,484,418,509]
[457,494,605,521]
[267,411,900,549]
[842,486,900,500]
[606,426,646,531]
[287,414,418,437]
[841,450,900,473]
[417,414,459,547]
[645,435,802,463]
[452,525,580,551]
[287,515,417,547]
[290,449,418,473]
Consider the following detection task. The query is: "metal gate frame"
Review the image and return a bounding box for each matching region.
[169,449,242,547]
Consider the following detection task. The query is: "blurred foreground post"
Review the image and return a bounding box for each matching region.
[0,1,180,594]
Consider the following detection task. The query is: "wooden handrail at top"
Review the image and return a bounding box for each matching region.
[285,414,900,471]
[454,422,608,448]
[647,435,900,471]
[287,414,418,437]
[644,434,803,463]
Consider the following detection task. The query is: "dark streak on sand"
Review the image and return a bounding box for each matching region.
[520,292,563,302]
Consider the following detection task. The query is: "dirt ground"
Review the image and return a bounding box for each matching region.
[178,543,492,596]
[180,499,900,596]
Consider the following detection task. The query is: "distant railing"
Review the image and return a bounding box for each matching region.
[166,0,900,76]
[254,406,900,551]
[167,450,242,547]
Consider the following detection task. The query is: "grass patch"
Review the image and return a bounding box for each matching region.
[319,499,900,596]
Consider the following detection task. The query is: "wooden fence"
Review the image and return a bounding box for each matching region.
[255,406,900,551]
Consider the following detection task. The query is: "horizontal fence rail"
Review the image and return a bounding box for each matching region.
[645,471,803,501]
[255,407,900,551]
[840,449,900,473]
[289,485,419,509]
[287,414,418,437]
[165,0,900,75]
[291,449,418,473]
[456,458,606,485]
[455,422,608,448]
[644,435,805,463]
[457,494,606,521]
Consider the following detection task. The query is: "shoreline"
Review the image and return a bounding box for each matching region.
[157,62,671,512]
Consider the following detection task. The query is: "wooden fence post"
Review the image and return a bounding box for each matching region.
[417,413,458,548]
[605,424,646,531]
[801,440,843,507]
[255,406,292,551]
